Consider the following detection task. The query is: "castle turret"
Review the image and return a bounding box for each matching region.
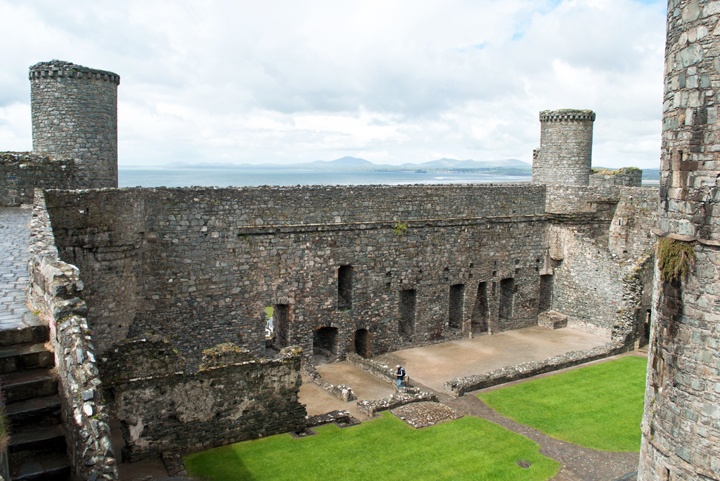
[638,0,720,479]
[30,60,120,188]
[532,109,595,186]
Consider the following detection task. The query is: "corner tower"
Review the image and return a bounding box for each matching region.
[30,60,120,188]
[638,0,720,479]
[532,109,595,186]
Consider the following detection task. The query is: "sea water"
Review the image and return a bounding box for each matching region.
[119,167,531,188]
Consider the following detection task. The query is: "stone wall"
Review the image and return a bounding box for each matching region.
[547,225,626,338]
[101,341,306,461]
[27,192,118,481]
[30,60,119,189]
[0,152,75,206]
[608,188,659,261]
[638,0,720,478]
[43,185,550,363]
[545,187,656,343]
[444,343,626,396]
[590,167,643,187]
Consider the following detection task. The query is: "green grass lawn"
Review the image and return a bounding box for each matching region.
[478,356,647,452]
[184,413,560,481]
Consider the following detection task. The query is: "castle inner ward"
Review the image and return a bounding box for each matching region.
[4,3,719,476]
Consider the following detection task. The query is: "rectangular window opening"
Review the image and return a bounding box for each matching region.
[274,304,290,348]
[338,265,353,310]
[472,282,489,333]
[539,274,553,312]
[449,284,464,329]
[399,289,416,339]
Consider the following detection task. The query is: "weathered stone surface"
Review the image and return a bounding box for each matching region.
[109,351,306,461]
[356,389,438,416]
[638,1,720,479]
[27,191,118,480]
[30,60,118,189]
[533,109,595,187]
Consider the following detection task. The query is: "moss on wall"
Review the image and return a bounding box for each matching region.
[657,237,695,282]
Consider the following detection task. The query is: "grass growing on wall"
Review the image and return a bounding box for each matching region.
[478,356,647,452]
[184,413,560,481]
[657,237,695,282]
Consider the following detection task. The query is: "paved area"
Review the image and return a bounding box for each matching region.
[0,207,33,331]
[387,326,608,391]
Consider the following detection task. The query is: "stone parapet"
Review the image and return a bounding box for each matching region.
[0,152,75,207]
[539,109,596,122]
[29,60,120,84]
[27,192,118,481]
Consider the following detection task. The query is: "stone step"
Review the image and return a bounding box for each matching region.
[0,314,48,347]
[10,449,70,481]
[6,395,62,431]
[8,424,66,454]
[1,368,58,404]
[0,342,54,374]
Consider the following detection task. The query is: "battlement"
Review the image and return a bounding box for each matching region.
[29,60,120,84]
[539,109,596,122]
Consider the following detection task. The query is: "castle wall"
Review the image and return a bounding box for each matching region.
[30,60,119,189]
[27,192,118,481]
[638,0,720,479]
[100,340,306,461]
[548,225,624,338]
[589,167,643,187]
[44,185,550,362]
[0,152,75,206]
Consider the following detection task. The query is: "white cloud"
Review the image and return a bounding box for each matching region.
[0,0,667,168]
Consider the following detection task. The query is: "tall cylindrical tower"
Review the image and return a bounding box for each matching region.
[532,109,595,186]
[30,60,120,188]
[638,0,720,479]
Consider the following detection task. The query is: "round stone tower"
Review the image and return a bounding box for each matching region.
[30,60,120,188]
[638,0,720,479]
[532,109,595,186]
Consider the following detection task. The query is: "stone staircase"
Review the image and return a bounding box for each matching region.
[0,314,70,481]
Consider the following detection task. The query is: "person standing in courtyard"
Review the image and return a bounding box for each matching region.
[396,365,406,390]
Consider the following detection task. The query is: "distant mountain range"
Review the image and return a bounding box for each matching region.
[134,157,659,180]
[170,156,533,173]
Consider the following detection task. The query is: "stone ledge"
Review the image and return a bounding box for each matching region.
[302,361,356,402]
[305,410,360,428]
[444,342,626,397]
[357,389,438,417]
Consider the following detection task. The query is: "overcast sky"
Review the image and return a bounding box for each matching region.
[0,0,667,169]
